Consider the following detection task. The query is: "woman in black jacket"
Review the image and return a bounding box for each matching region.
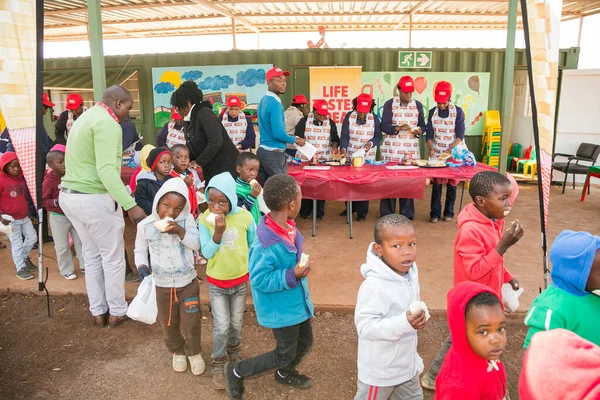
[171,81,239,183]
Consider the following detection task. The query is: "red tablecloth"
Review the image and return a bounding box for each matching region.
[288,164,496,201]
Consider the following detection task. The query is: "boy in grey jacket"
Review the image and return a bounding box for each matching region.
[354,214,428,400]
[134,178,204,376]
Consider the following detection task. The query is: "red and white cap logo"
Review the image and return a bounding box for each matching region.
[361,101,368,106]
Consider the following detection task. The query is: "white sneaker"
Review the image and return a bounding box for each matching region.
[63,272,77,280]
[188,353,206,376]
[173,354,188,372]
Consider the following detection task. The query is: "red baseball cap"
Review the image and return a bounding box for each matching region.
[434,81,452,103]
[356,93,373,113]
[292,94,310,105]
[226,96,242,107]
[266,66,290,81]
[65,93,83,110]
[170,107,182,121]
[398,76,415,93]
[42,93,55,108]
[313,99,329,116]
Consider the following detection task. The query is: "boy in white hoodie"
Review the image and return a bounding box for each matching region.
[134,178,204,376]
[354,214,428,400]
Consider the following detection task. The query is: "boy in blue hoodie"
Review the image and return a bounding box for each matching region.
[225,174,314,400]
[198,172,256,390]
[354,214,427,400]
[523,230,600,349]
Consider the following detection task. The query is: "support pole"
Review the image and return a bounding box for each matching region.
[87,1,106,101]
[577,16,584,47]
[232,18,237,50]
[257,32,260,49]
[498,0,518,174]
[408,14,413,48]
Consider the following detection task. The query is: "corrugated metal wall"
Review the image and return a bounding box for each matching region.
[44,47,580,153]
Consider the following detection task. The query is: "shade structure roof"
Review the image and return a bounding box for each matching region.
[44,0,600,41]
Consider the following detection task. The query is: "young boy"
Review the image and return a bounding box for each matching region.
[523,230,600,348]
[134,178,204,375]
[354,214,427,400]
[422,171,521,390]
[42,145,85,280]
[225,174,314,400]
[135,148,172,215]
[169,144,202,218]
[435,281,508,400]
[198,172,256,390]
[235,152,263,224]
[0,152,37,280]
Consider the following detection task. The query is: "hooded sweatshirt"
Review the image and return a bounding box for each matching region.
[134,178,200,288]
[134,148,173,215]
[524,230,600,349]
[519,329,600,400]
[0,152,30,220]
[355,243,423,387]
[129,144,155,194]
[198,172,256,287]
[454,174,519,300]
[435,281,507,400]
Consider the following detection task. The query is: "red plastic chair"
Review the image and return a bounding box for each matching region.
[511,146,533,172]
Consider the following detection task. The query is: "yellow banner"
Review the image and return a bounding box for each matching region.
[309,67,363,124]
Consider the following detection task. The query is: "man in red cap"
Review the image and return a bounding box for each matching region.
[380,76,427,220]
[426,81,465,223]
[257,66,305,183]
[157,108,185,148]
[295,99,340,220]
[221,96,256,151]
[54,93,86,145]
[340,93,381,221]
[284,94,310,157]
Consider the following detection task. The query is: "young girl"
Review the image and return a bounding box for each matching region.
[169,144,202,219]
[135,148,172,215]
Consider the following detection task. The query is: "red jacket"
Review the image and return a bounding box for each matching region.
[0,152,30,220]
[42,169,63,214]
[453,174,519,300]
[435,282,507,400]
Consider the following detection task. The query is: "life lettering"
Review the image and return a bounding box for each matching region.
[322,85,349,98]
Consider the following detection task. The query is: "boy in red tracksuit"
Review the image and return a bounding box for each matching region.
[422,171,522,390]
[0,152,37,280]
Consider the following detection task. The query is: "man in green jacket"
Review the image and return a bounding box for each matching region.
[59,86,146,328]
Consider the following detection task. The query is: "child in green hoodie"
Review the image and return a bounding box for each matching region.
[198,172,257,390]
[235,152,263,224]
[524,230,600,349]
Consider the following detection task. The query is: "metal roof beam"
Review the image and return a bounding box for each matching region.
[45,1,198,16]
[192,0,260,32]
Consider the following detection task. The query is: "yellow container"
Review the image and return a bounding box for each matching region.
[353,157,364,167]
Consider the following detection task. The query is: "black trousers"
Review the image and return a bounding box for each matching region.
[235,319,313,378]
[343,201,369,217]
[379,198,415,219]
[300,199,325,218]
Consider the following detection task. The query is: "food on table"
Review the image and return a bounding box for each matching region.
[427,159,446,167]
[438,152,452,160]
[412,159,428,167]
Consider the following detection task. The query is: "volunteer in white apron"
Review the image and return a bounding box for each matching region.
[221,96,256,151]
[295,99,340,220]
[426,81,466,223]
[284,94,310,157]
[157,108,186,149]
[340,93,381,221]
[54,93,86,145]
[379,76,426,220]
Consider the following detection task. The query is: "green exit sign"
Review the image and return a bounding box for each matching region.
[398,51,432,69]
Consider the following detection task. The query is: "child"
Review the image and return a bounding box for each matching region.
[225,174,314,400]
[435,281,508,400]
[198,172,256,390]
[169,144,202,218]
[354,214,427,400]
[135,147,172,215]
[235,152,263,224]
[519,329,600,400]
[42,145,85,280]
[0,152,37,280]
[421,171,521,390]
[129,144,155,195]
[523,230,600,348]
[134,178,204,375]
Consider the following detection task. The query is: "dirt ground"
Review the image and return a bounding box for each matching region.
[0,293,529,400]
[1,181,598,311]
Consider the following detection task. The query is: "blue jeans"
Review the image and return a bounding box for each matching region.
[208,281,248,359]
[7,217,37,271]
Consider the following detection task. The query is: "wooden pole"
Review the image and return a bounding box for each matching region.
[408,13,413,48]
[232,18,237,50]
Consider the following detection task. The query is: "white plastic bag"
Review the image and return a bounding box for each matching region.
[126,275,158,324]
[502,283,524,313]
[0,214,14,235]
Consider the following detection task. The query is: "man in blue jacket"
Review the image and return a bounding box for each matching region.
[257,67,306,183]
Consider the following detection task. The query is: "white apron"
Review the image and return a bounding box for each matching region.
[300,114,333,162]
[65,106,87,140]
[166,120,186,148]
[222,114,247,147]
[381,98,421,162]
[347,111,376,161]
[432,103,459,185]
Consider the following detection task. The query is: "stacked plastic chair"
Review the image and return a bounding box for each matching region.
[481,110,502,168]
